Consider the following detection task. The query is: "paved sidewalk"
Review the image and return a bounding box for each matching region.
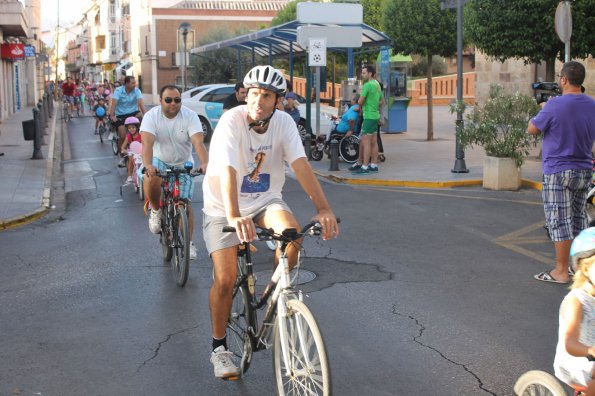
[0,104,542,230]
[308,105,543,189]
[0,102,58,230]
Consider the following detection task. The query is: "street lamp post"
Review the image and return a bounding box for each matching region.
[179,22,190,92]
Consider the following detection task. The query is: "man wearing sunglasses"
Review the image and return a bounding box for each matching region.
[110,76,147,167]
[141,85,209,260]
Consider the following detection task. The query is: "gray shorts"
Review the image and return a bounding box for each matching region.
[202,198,292,256]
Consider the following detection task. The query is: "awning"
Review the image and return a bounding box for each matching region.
[190,20,392,58]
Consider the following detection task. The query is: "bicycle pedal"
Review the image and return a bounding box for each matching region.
[221,375,241,381]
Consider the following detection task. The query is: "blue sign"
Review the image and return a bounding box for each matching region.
[24,45,35,58]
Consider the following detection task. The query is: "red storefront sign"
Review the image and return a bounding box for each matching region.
[1,43,25,60]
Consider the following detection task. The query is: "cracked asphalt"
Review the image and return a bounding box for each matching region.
[0,115,567,395]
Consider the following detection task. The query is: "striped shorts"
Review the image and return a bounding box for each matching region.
[153,158,194,201]
[542,169,591,241]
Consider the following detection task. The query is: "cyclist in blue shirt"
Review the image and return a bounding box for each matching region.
[109,76,146,166]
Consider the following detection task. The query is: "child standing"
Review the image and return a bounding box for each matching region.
[120,116,142,183]
[554,227,595,395]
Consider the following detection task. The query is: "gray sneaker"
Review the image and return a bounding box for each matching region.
[210,346,240,379]
[148,209,162,234]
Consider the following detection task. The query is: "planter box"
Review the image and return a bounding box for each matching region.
[483,156,521,191]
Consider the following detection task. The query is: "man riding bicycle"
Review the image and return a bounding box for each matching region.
[61,77,76,113]
[202,65,339,379]
[110,76,146,167]
[141,85,208,260]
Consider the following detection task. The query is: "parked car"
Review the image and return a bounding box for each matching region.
[181,84,336,143]
[181,84,234,142]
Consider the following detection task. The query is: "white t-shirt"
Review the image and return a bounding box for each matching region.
[203,105,305,218]
[140,105,203,166]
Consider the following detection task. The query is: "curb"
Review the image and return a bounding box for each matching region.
[0,207,49,231]
[314,170,542,190]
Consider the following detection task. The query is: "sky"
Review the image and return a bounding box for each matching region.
[41,0,87,31]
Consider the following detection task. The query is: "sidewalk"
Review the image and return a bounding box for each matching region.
[0,102,58,230]
[0,104,542,230]
[308,105,543,190]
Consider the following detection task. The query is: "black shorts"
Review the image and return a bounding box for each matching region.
[113,111,140,129]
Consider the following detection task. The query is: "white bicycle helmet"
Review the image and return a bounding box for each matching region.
[243,65,287,95]
[570,227,595,270]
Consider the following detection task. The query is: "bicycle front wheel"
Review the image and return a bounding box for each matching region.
[172,207,190,287]
[111,135,119,156]
[513,370,566,396]
[227,279,254,375]
[273,299,331,396]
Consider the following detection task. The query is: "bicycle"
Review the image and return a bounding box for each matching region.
[223,221,334,395]
[62,98,71,123]
[514,370,587,396]
[110,122,120,156]
[143,163,202,287]
[97,118,107,143]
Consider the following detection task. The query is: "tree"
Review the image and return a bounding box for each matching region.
[466,0,595,80]
[189,26,261,85]
[382,0,457,141]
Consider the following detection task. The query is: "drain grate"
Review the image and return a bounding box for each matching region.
[254,269,316,286]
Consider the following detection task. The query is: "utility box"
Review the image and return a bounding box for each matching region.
[339,78,361,116]
[23,119,35,141]
[377,51,412,133]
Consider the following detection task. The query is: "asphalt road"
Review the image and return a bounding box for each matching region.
[0,114,571,396]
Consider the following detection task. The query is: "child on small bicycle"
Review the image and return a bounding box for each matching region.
[554,227,595,395]
[120,116,142,183]
[93,97,108,135]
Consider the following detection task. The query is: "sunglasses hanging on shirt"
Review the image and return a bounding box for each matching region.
[164,97,182,104]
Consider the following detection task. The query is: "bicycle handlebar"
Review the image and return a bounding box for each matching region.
[141,167,203,177]
[222,218,340,242]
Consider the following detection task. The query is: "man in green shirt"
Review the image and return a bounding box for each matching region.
[351,65,384,174]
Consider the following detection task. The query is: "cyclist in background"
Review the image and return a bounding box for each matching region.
[93,97,108,135]
[61,77,76,113]
[110,76,146,167]
[141,85,208,260]
[202,65,339,379]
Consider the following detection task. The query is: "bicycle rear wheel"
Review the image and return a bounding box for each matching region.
[172,207,190,287]
[227,277,255,375]
[513,370,567,396]
[98,125,105,143]
[273,299,331,396]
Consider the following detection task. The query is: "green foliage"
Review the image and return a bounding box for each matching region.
[381,0,457,57]
[455,85,541,167]
[361,0,384,30]
[411,55,448,77]
[465,0,595,65]
[189,26,263,86]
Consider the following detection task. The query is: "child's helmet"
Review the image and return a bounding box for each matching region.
[104,89,110,96]
[124,116,140,127]
[95,107,106,117]
[570,227,595,270]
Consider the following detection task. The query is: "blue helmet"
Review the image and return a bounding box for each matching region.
[570,227,595,269]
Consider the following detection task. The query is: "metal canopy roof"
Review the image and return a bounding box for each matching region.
[190,20,392,57]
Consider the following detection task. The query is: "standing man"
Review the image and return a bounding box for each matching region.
[528,61,595,284]
[202,65,339,378]
[110,76,146,166]
[141,85,208,260]
[222,82,247,112]
[350,65,384,174]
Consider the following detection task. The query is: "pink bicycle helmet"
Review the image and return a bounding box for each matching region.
[124,116,140,126]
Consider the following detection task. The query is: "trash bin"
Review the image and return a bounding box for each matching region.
[23,119,36,141]
[386,97,411,133]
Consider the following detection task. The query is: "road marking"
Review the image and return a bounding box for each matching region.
[494,222,551,265]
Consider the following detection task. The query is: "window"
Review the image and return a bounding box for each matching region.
[201,87,235,103]
[96,35,106,50]
[110,33,117,54]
